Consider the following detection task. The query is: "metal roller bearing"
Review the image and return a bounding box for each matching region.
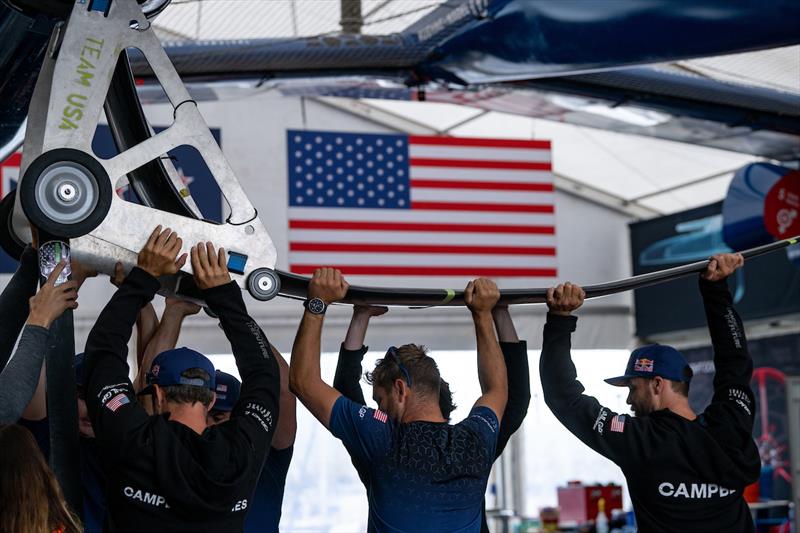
[247,268,281,301]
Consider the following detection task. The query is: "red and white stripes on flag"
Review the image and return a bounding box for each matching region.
[610,415,626,433]
[287,131,556,278]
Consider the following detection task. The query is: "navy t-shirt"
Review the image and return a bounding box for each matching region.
[329,396,499,533]
[244,445,294,533]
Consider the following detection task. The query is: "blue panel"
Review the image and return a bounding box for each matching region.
[226,251,248,275]
[88,0,111,15]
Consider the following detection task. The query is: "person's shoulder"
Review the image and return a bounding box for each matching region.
[457,406,500,434]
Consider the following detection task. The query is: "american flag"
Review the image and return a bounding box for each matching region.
[1,151,20,198]
[105,393,130,413]
[610,415,626,433]
[373,409,388,424]
[287,130,557,279]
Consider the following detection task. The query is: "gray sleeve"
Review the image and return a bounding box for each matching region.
[0,246,40,370]
[0,325,48,424]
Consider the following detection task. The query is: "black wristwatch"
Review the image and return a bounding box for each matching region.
[304,297,327,315]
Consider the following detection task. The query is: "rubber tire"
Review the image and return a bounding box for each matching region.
[247,268,281,301]
[0,189,25,260]
[19,148,112,239]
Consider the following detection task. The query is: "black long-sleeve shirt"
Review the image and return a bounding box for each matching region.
[84,268,280,533]
[333,340,531,533]
[540,277,760,533]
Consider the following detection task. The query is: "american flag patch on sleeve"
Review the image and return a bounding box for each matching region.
[610,415,626,433]
[106,393,130,412]
[373,410,388,424]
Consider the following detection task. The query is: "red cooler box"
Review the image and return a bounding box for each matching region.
[557,481,623,526]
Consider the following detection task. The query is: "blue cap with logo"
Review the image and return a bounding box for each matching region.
[212,370,242,412]
[605,344,692,386]
[145,347,216,390]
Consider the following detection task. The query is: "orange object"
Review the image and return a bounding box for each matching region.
[743,480,760,503]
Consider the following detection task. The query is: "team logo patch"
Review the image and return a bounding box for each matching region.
[106,393,130,412]
[373,410,388,424]
[634,358,654,372]
[217,384,228,393]
[150,364,160,377]
[610,415,626,433]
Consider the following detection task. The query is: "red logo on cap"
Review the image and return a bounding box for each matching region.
[634,358,654,372]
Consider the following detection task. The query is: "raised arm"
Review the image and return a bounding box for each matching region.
[0,263,77,423]
[492,305,531,457]
[133,297,200,392]
[466,278,507,423]
[192,242,281,450]
[85,227,186,448]
[20,259,95,422]
[699,253,755,429]
[110,262,160,370]
[334,305,387,405]
[540,283,640,467]
[289,268,348,429]
[270,344,297,450]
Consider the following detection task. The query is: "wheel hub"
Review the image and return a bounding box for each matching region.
[257,275,274,292]
[35,161,99,225]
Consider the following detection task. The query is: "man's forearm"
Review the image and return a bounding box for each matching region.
[343,312,370,350]
[492,308,519,343]
[496,340,530,457]
[289,312,325,397]
[272,346,298,450]
[85,268,160,388]
[540,314,581,409]
[474,312,506,395]
[204,283,279,403]
[135,303,159,367]
[333,344,367,404]
[134,306,188,391]
[700,278,751,384]
[0,326,48,424]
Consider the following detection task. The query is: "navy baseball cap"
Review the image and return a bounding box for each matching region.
[145,347,216,390]
[212,371,242,412]
[605,344,692,386]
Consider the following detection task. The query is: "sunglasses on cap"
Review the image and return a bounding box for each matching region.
[385,346,412,387]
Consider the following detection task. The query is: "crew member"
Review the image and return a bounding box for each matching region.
[290,268,507,532]
[333,303,530,532]
[84,228,281,532]
[540,253,760,532]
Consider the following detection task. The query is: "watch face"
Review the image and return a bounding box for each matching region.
[308,298,326,314]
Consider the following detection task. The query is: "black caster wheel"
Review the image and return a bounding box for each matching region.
[0,189,25,260]
[247,268,281,301]
[19,148,112,239]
